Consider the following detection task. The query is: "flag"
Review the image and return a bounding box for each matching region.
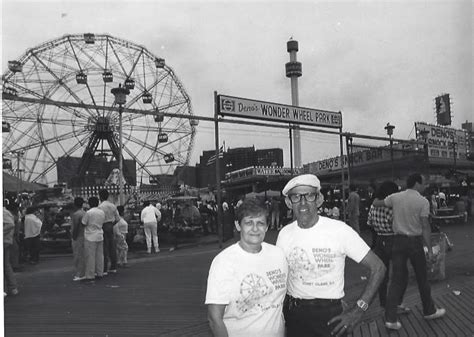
[207,146,224,166]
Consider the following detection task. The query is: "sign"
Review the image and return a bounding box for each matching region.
[435,94,451,126]
[415,122,469,160]
[305,146,398,175]
[224,166,302,181]
[218,94,342,128]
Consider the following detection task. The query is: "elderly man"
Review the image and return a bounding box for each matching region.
[141,201,162,253]
[276,174,385,337]
[98,189,120,274]
[373,173,446,330]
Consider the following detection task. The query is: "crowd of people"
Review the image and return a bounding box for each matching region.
[70,189,130,283]
[205,173,452,337]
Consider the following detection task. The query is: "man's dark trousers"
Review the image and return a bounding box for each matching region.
[373,235,407,307]
[284,296,346,337]
[103,222,117,272]
[385,235,436,322]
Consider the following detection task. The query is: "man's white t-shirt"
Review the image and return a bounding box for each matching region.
[141,205,161,224]
[82,207,105,242]
[276,216,369,299]
[205,242,288,337]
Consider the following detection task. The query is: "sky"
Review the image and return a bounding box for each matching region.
[2,0,473,168]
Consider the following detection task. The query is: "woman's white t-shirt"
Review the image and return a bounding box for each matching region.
[205,242,288,337]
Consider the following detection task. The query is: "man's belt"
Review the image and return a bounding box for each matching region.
[287,295,340,309]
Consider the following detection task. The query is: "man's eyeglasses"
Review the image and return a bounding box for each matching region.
[288,192,318,204]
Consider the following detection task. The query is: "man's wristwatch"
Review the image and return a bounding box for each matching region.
[356,299,369,311]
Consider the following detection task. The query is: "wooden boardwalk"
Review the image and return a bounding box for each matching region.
[352,282,474,337]
[4,222,473,336]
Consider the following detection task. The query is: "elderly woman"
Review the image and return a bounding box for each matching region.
[205,198,288,337]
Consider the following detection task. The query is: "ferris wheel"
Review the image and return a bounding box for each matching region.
[2,33,197,187]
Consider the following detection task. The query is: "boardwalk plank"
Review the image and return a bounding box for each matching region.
[399,313,418,337]
[360,320,372,337]
[368,320,380,337]
[405,312,429,337]
[436,295,472,334]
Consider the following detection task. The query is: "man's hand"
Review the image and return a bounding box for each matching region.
[328,306,364,336]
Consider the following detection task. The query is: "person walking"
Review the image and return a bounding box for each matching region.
[270,197,281,230]
[140,201,161,253]
[4,200,19,296]
[71,197,86,281]
[346,184,361,233]
[23,207,42,265]
[98,189,119,274]
[276,174,385,337]
[114,205,129,267]
[366,181,410,313]
[206,198,288,337]
[82,196,105,284]
[373,173,446,330]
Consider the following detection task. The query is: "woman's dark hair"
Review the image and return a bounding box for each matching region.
[143,201,150,207]
[117,205,124,216]
[235,198,268,224]
[375,181,399,200]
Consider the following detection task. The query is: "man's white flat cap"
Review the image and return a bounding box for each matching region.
[282,174,321,196]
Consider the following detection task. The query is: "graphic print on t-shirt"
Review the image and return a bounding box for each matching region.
[287,246,336,283]
[236,268,286,313]
[236,273,272,313]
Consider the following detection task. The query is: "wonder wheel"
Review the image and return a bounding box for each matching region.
[2,33,196,186]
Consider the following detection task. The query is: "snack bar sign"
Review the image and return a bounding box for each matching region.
[218,94,342,128]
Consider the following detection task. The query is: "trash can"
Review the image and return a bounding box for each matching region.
[425,233,447,281]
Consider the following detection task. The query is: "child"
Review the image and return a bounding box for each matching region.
[114,206,129,268]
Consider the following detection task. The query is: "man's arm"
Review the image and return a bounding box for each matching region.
[207,304,228,337]
[71,213,80,240]
[421,216,433,261]
[155,208,162,222]
[372,198,387,208]
[328,250,386,337]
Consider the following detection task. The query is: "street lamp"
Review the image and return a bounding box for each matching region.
[10,150,25,203]
[345,135,353,186]
[111,84,130,205]
[384,123,395,179]
[451,134,457,174]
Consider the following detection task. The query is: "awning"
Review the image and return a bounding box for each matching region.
[2,172,48,192]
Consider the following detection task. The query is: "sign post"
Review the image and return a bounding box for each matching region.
[214,91,223,248]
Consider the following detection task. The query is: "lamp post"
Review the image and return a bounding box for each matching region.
[452,134,457,174]
[345,135,353,186]
[385,123,395,179]
[111,84,130,205]
[10,150,25,203]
